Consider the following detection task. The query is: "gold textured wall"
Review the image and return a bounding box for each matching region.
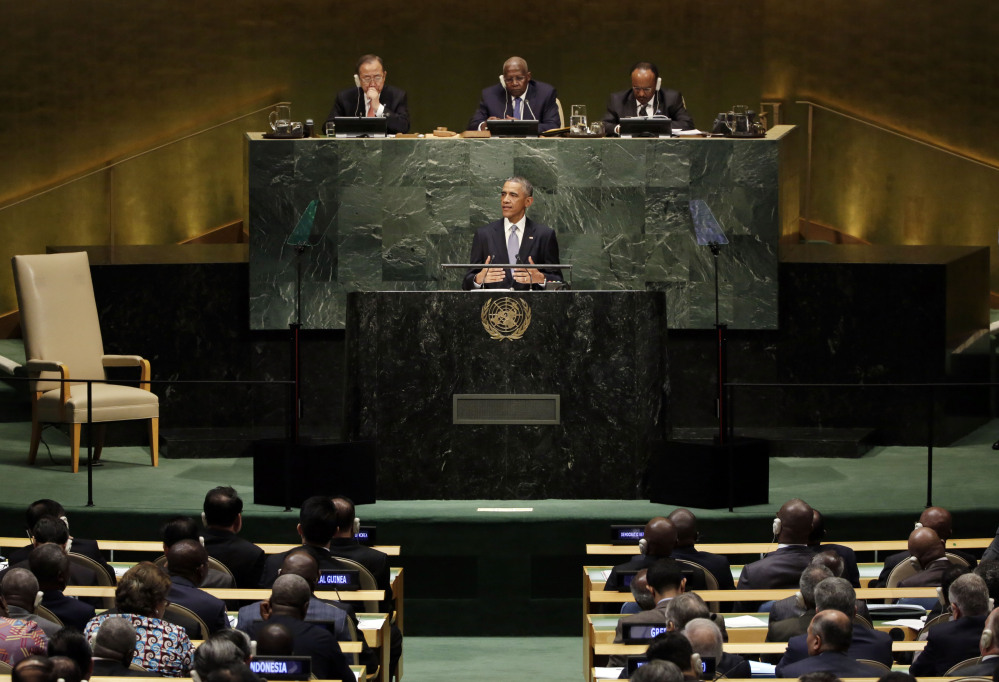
[1,0,996,314]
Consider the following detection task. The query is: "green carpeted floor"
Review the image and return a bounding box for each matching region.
[402,637,579,681]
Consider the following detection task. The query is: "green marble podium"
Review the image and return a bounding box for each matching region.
[246,127,798,330]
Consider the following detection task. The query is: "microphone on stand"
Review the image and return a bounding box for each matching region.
[353,74,363,116]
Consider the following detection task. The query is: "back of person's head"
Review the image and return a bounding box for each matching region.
[280,549,320,591]
[50,657,82,682]
[939,565,970,608]
[194,636,245,678]
[975,560,999,603]
[115,561,172,616]
[1,567,41,605]
[48,627,92,680]
[646,558,684,595]
[643,517,678,556]
[810,610,853,653]
[800,565,835,609]
[32,516,69,546]
[161,515,200,548]
[876,673,916,682]
[665,592,709,631]
[255,621,296,656]
[331,496,356,533]
[93,616,139,665]
[798,673,843,682]
[204,662,262,682]
[814,577,855,616]
[683,617,723,661]
[949,572,991,617]
[166,538,209,581]
[908,526,945,566]
[631,569,655,611]
[12,657,54,682]
[203,486,243,527]
[269,574,311,613]
[810,550,845,578]
[211,629,252,662]
[809,509,827,544]
[632,659,684,682]
[667,509,698,547]
[29,542,69,584]
[918,506,953,540]
[775,498,814,544]
[298,496,338,545]
[645,632,695,674]
[26,499,65,531]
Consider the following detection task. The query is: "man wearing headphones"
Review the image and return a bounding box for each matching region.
[610,559,688,666]
[910,573,992,676]
[605,517,678,593]
[601,61,694,136]
[897,527,952,587]
[201,486,266,589]
[875,506,976,586]
[735,498,816,611]
[0,569,60,637]
[952,606,999,677]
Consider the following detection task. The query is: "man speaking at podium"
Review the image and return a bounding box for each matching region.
[462,177,562,290]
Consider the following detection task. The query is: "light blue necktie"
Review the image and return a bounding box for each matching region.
[513,97,522,120]
[507,225,520,278]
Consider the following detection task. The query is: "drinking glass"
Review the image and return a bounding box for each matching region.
[269,105,292,132]
[325,121,336,137]
[570,104,588,133]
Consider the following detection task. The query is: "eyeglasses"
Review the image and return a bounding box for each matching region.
[359,75,384,85]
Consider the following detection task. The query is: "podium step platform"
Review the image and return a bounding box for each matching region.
[672,427,877,458]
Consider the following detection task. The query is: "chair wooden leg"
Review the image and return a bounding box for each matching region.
[92,423,106,462]
[28,415,42,465]
[71,423,81,474]
[149,417,159,467]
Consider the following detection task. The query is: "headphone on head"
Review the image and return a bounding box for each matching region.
[982,628,994,650]
[772,517,782,537]
[638,538,648,555]
[794,591,805,609]
[353,516,361,536]
[34,591,43,609]
[690,653,702,675]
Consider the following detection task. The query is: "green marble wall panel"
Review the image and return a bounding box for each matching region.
[247,129,794,330]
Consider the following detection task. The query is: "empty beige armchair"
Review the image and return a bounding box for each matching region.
[11,251,159,473]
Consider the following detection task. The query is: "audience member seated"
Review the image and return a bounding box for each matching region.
[0,604,47,667]
[808,509,860,588]
[876,506,975,585]
[604,517,678,593]
[768,551,857,623]
[246,574,355,682]
[735,498,815,611]
[949,605,999,677]
[5,499,114,583]
[897,526,951,587]
[259,496,359,587]
[631,659,684,682]
[1,568,62,636]
[684,617,750,678]
[922,564,970,622]
[201,486,266,590]
[910,572,991,676]
[328,496,392,610]
[775,577,892,674]
[84,562,193,677]
[91,617,156,677]
[644,632,701,682]
[622,568,653,615]
[165,539,230,635]
[663,593,728,641]
[203,662,262,682]
[776,610,885,678]
[193,631,253,682]
[29,543,95,631]
[160,516,233,588]
[49,656,83,682]
[668,508,736,592]
[609,559,687,666]
[766,564,834,646]
[3,517,103,608]
[976,560,999,604]
[47,628,93,681]
[255,622,295,655]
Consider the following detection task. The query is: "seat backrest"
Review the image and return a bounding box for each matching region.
[35,604,64,626]
[0,660,12,674]
[675,559,720,611]
[68,551,115,607]
[12,252,106,392]
[163,601,207,639]
[321,557,380,613]
[946,657,984,675]
[886,557,919,588]
[857,659,892,674]
[947,552,971,568]
[154,554,235,588]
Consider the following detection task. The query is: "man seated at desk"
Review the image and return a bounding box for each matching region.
[324,54,410,134]
[602,61,694,136]
[462,176,562,290]
[467,56,561,133]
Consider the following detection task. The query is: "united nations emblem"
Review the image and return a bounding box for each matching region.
[480,297,532,341]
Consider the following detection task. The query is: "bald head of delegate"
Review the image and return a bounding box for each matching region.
[775,498,814,544]
[908,526,946,568]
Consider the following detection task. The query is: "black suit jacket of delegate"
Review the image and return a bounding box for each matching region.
[201,527,266,589]
[325,84,410,134]
[467,80,561,133]
[601,87,694,135]
[461,218,562,290]
[909,614,988,676]
[6,538,115,583]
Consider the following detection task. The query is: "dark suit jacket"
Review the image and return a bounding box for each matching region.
[877,549,977,586]
[202,528,266,589]
[91,659,157,677]
[467,80,560,132]
[909,614,988,676]
[326,84,410,134]
[767,609,815,643]
[735,545,815,611]
[776,621,894,674]
[168,575,230,634]
[777,651,886,678]
[41,588,96,631]
[249,614,355,682]
[260,544,355,588]
[718,652,751,678]
[461,218,562,290]
[601,88,694,135]
[952,655,999,677]
[769,596,871,625]
[328,537,393,612]
[898,556,953,587]
[671,546,736,591]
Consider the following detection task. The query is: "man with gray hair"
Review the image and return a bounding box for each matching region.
[249,574,354,682]
[775,577,892,675]
[767,564,834,644]
[684,617,750,678]
[462,176,562,290]
[910,572,991,676]
[192,632,248,682]
[91,618,153,677]
[632,659,685,682]
[0,568,61,637]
